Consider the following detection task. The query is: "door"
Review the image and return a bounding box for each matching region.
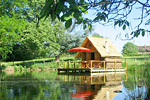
[91,52,95,60]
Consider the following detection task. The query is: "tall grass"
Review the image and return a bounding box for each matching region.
[122,55,150,100]
[122,55,150,71]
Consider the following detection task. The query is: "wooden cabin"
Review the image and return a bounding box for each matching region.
[75,36,122,68]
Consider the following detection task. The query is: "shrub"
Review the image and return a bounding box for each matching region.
[122,42,138,56]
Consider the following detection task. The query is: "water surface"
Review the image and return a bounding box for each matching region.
[0,70,149,100]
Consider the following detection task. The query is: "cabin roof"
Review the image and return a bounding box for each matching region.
[76,36,122,58]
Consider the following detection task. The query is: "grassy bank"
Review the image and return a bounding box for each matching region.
[122,55,150,71]
[1,54,150,71]
[1,56,77,71]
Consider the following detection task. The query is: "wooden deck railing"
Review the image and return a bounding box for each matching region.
[58,72,127,84]
[57,60,127,70]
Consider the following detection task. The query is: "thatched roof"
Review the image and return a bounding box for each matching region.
[76,36,122,58]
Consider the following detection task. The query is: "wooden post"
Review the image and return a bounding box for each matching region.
[64,75,66,81]
[99,61,101,68]
[68,75,69,81]
[64,62,66,68]
[114,61,116,72]
[119,61,120,72]
[104,61,106,71]
[90,61,93,73]
[91,61,93,68]
[115,72,117,81]
[104,73,106,83]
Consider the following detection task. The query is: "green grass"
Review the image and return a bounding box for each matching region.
[1,56,78,70]
[123,55,150,71]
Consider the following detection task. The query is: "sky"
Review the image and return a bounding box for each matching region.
[93,23,150,52]
[84,4,150,52]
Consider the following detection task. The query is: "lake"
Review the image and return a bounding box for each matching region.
[0,70,149,100]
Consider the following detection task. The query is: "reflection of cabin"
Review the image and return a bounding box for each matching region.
[75,37,122,68]
[57,72,126,100]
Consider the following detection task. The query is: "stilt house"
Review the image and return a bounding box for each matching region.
[75,36,122,68]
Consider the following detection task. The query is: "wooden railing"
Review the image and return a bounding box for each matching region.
[57,60,127,70]
[58,71,127,84]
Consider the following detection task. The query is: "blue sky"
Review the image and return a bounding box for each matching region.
[93,23,150,52]
[84,6,150,52]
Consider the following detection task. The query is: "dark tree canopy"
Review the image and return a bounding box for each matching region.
[39,0,150,38]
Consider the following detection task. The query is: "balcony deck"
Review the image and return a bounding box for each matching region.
[57,60,127,73]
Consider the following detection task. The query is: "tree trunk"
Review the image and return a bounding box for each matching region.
[55,55,60,62]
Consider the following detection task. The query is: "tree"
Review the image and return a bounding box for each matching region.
[58,33,83,54]
[122,42,138,56]
[92,33,103,38]
[10,18,65,61]
[0,16,26,61]
[39,0,150,38]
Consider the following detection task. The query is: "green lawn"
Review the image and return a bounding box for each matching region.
[122,55,150,71]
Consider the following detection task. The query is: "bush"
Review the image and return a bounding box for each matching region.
[122,42,138,56]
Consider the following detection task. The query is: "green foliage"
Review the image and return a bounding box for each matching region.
[11,18,65,61]
[114,19,129,30]
[130,29,145,37]
[92,33,103,38]
[39,0,150,38]
[93,12,108,22]
[58,33,83,55]
[39,0,92,30]
[0,0,29,17]
[0,0,45,22]
[122,42,138,56]
[0,16,26,60]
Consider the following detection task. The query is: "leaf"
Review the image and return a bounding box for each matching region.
[119,20,123,27]
[142,30,145,36]
[80,0,84,4]
[61,11,73,21]
[73,11,82,19]
[65,19,72,28]
[76,17,83,24]
[88,24,92,30]
[83,24,86,29]
[93,16,100,22]
[39,0,53,19]
[51,14,56,21]
[130,32,134,35]
[114,21,119,26]
[126,21,129,26]
[80,7,87,13]
[123,25,126,30]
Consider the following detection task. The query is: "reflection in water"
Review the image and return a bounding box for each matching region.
[0,71,127,100]
[58,72,126,100]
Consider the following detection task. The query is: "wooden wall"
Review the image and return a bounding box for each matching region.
[79,39,122,68]
[104,57,122,68]
[83,40,101,60]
